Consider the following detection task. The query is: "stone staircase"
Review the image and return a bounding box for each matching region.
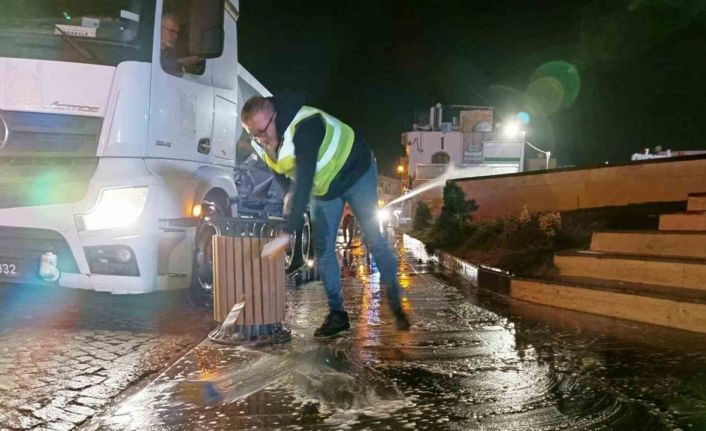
[511,192,706,333]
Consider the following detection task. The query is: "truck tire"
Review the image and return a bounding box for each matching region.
[187,199,226,308]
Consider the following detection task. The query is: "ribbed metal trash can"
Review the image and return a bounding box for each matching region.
[207,217,291,345]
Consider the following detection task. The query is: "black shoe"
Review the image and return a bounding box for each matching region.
[314,310,351,337]
[393,309,411,331]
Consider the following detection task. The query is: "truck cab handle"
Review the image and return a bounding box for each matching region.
[197,138,211,154]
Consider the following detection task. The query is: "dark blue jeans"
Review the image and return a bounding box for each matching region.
[310,162,402,313]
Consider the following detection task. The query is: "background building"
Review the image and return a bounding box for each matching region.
[377,174,402,206]
[402,104,554,186]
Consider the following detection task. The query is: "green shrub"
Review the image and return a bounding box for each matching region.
[429,181,478,249]
[411,201,433,233]
[409,199,678,278]
[498,207,561,250]
[457,207,564,276]
[463,222,497,251]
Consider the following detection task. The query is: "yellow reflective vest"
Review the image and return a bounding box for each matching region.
[251,106,355,196]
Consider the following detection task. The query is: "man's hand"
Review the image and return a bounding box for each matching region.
[283,191,294,216]
[261,232,291,259]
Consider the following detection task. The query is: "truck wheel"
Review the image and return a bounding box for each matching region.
[188,200,226,308]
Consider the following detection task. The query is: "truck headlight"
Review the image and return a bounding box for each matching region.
[79,187,148,231]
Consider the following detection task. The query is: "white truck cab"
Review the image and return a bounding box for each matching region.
[0,0,268,294]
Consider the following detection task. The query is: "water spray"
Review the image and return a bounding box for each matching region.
[384,164,458,208]
[384,160,527,209]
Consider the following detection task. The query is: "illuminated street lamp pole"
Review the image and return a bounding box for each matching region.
[502,120,526,172]
[503,118,552,171]
[520,130,526,172]
[526,139,552,170]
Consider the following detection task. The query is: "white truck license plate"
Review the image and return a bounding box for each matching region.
[0,262,19,277]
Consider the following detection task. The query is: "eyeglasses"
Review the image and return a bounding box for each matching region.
[249,112,276,142]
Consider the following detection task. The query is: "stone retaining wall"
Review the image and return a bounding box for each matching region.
[417,156,706,220]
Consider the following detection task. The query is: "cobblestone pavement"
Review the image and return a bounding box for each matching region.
[0,283,213,430]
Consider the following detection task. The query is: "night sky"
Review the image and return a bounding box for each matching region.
[238,0,706,175]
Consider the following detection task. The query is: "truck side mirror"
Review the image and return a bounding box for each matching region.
[188,0,225,58]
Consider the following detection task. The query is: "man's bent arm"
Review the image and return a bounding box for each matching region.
[284,116,324,233]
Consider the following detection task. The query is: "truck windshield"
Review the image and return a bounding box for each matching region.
[0,0,155,66]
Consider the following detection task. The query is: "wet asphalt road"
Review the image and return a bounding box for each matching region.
[86,235,706,430]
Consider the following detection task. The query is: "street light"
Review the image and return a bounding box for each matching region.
[502,120,526,172]
[503,121,522,140]
[501,118,552,171]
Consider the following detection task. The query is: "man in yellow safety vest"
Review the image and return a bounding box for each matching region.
[241,96,410,337]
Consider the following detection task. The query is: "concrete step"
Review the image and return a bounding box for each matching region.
[511,276,706,333]
[659,212,706,231]
[687,193,706,212]
[590,230,706,259]
[554,251,706,290]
